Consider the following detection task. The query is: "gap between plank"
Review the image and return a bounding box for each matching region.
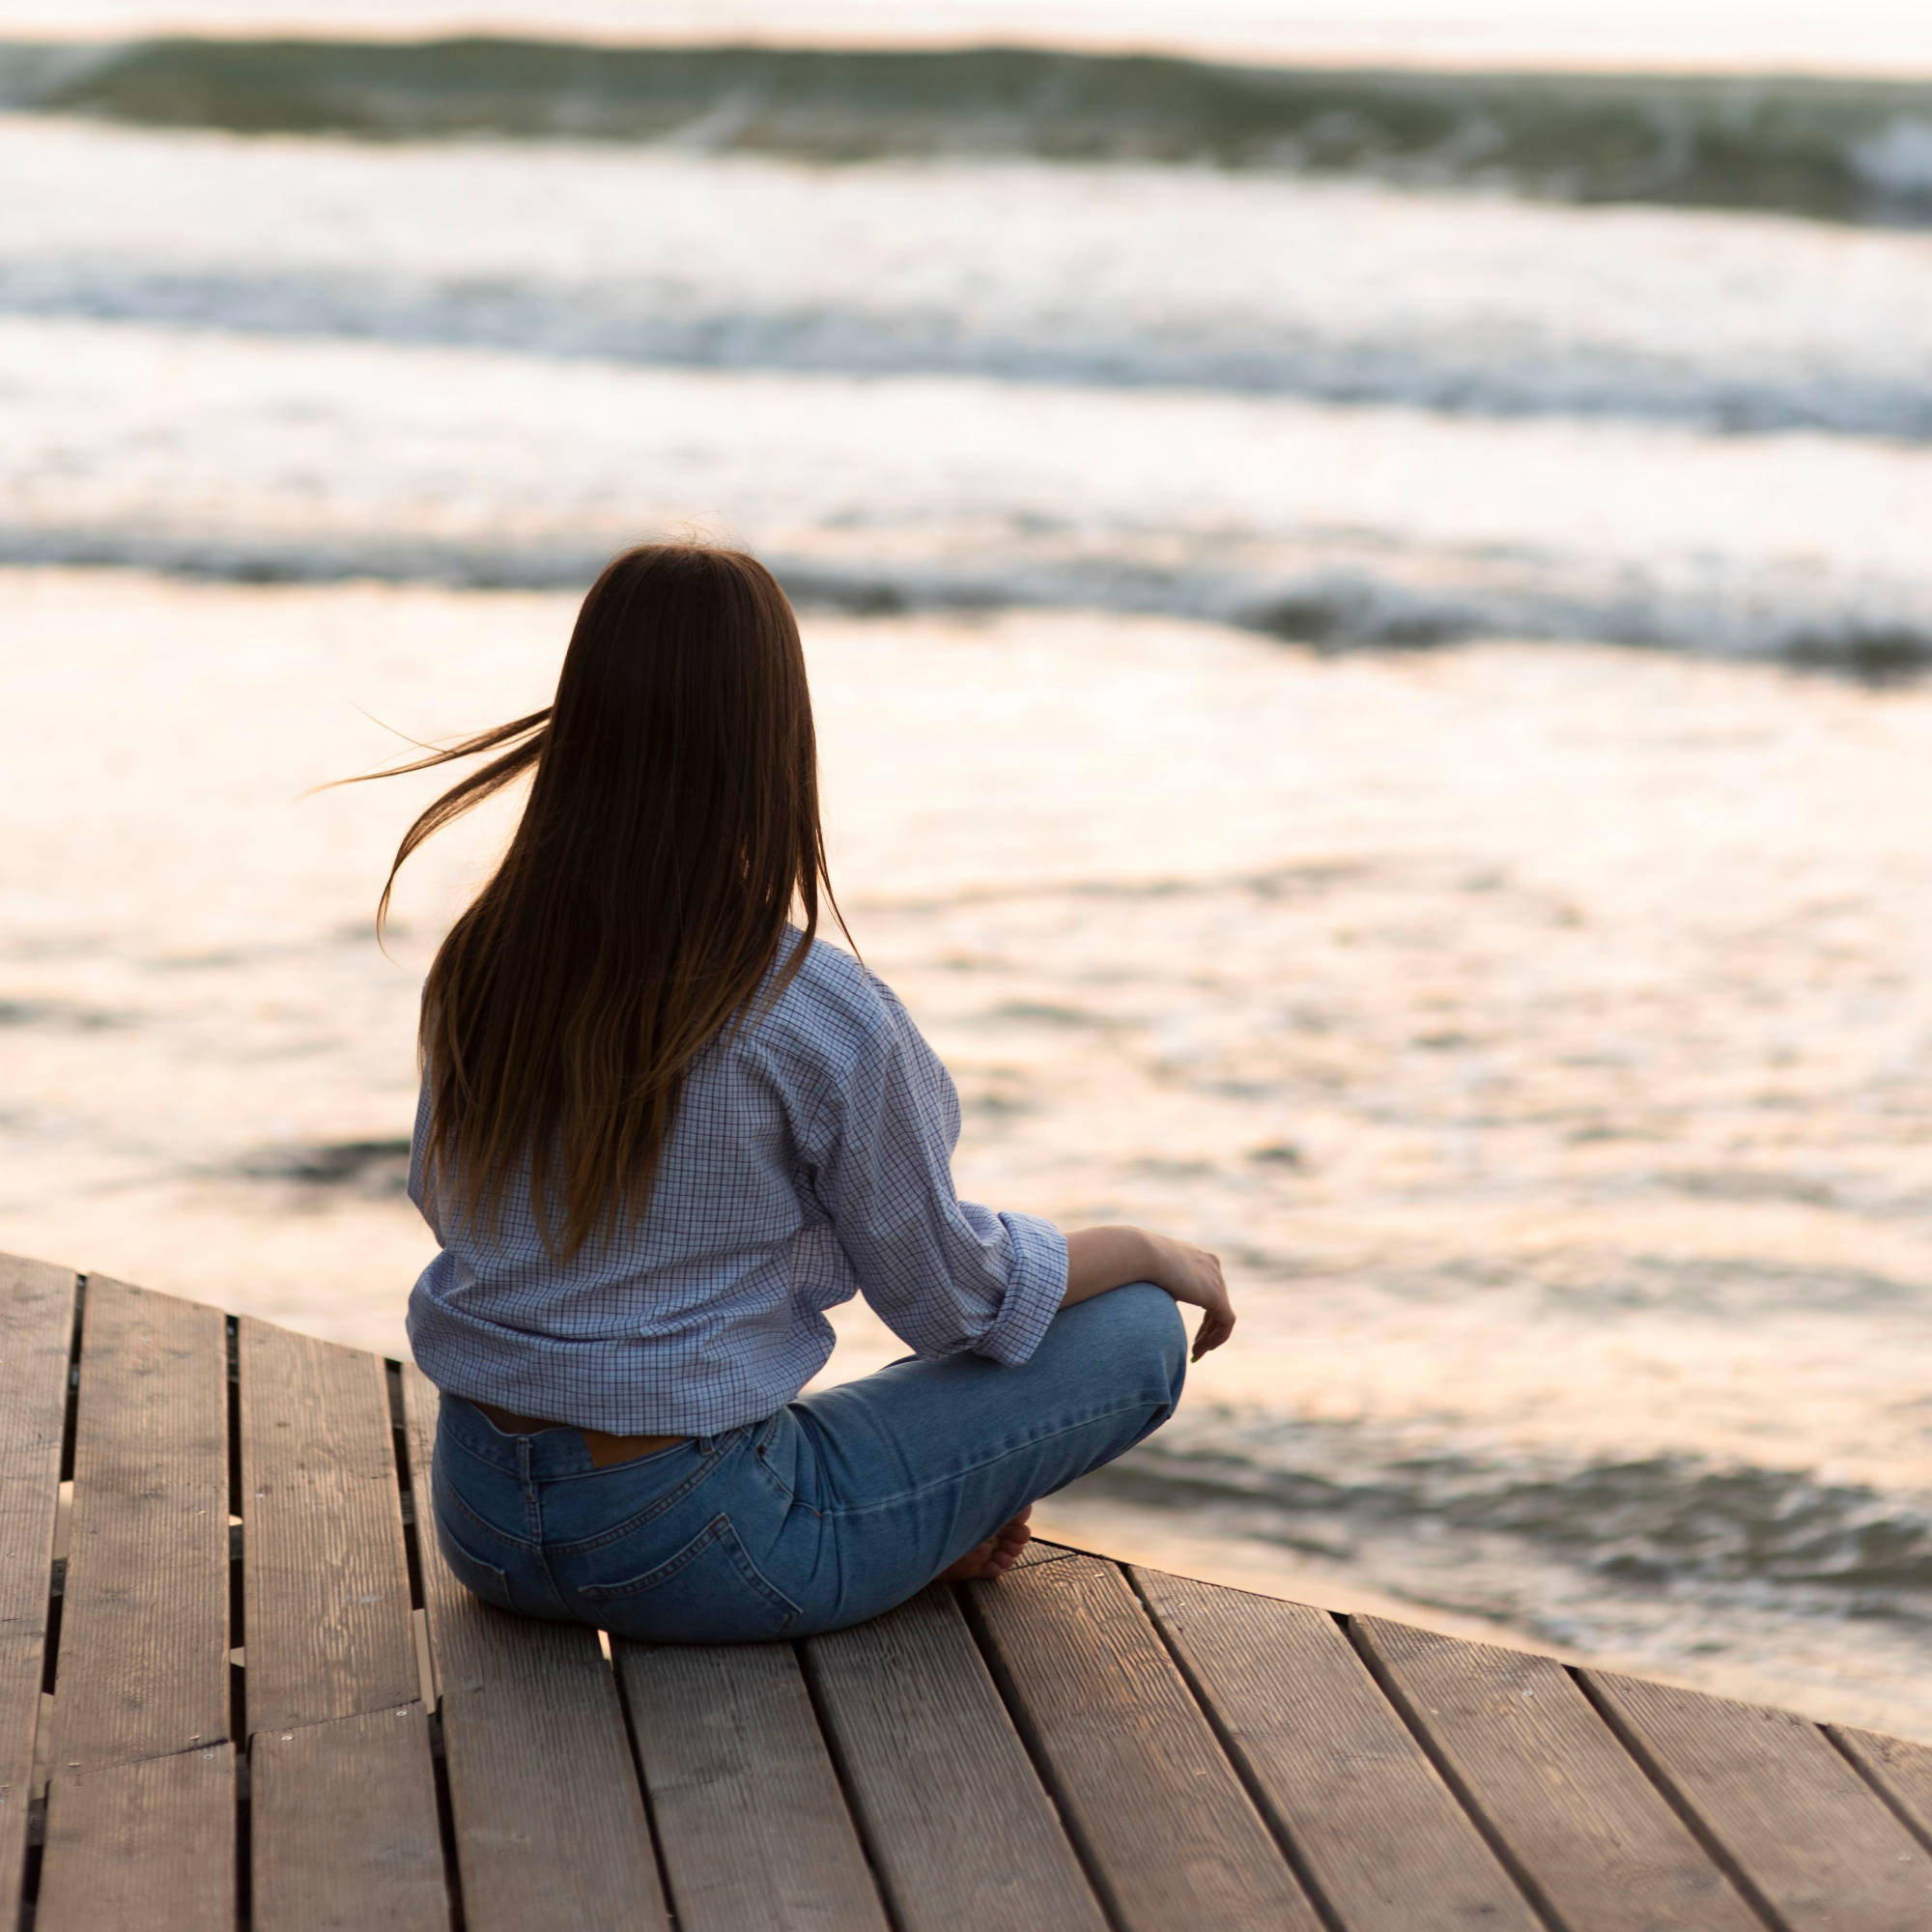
[1340,1614,1569,1932]
[1821,1724,1932,1860]
[387,1362,429,1614]
[1567,1669,1792,1932]
[244,1705,424,1747]
[605,1640,683,1932]
[226,1311,251,1932]
[385,1360,439,1709]
[14,1273,85,1932]
[952,1577,1131,1932]
[46,1736,242,1772]
[791,1637,907,1932]
[1122,1568,1348,1932]
[56,1278,82,1487]
[227,1315,246,1741]
[423,1708,469,1932]
[383,1360,466,1932]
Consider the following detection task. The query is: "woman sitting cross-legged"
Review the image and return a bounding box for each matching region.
[346,543,1235,1642]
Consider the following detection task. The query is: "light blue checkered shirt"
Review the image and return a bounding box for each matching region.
[405,934,1068,1435]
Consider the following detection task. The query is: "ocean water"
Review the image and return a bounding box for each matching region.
[4,80,1932,664]
[3,31,1932,1731]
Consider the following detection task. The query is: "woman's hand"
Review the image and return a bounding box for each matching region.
[1145,1233,1236,1361]
[1062,1224,1236,1360]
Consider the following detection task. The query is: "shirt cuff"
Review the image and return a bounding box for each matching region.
[973,1211,1068,1368]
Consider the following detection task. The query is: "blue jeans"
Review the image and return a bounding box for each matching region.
[429,1281,1185,1640]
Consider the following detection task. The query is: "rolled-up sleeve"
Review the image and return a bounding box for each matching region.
[803,985,1067,1366]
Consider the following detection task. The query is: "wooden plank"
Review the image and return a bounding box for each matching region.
[1354,1617,1758,1932]
[36,1742,235,1932]
[804,1583,1109,1932]
[1011,1537,1081,1570]
[401,1367,668,1932]
[252,1703,448,1932]
[616,1636,889,1932]
[0,1255,74,1916]
[240,1317,416,1735]
[1135,1568,1540,1932]
[964,1549,1322,1932]
[1832,1725,1932,1852]
[1589,1669,1932,1930]
[50,1275,229,1774]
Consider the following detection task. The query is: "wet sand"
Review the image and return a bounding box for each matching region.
[4,566,1929,1735]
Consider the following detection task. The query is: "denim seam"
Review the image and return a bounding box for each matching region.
[442,1417,702,1486]
[542,1444,734,1555]
[531,1544,572,1617]
[752,1454,795,1506]
[816,1398,1161,1520]
[506,1438,694,1486]
[723,1533,800,1628]
[440,1480,540,1553]
[437,1515,513,1581]
[577,1513,800,1627]
[440,1430,531,1483]
[750,1412,796,1503]
[519,1440,543,1544]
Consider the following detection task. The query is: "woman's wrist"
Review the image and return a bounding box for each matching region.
[1111,1224,1166,1290]
[1124,1226,1168,1290]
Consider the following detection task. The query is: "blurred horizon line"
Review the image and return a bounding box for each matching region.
[8,31,1932,230]
[2,3,1932,83]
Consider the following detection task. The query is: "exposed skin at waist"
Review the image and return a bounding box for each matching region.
[473,1399,686,1467]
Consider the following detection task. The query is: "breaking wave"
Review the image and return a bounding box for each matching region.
[8,259,1931,440]
[5,522,1927,674]
[4,36,1932,225]
[1094,1418,1932,1605]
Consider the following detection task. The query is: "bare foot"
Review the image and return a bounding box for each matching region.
[939,1506,1034,1583]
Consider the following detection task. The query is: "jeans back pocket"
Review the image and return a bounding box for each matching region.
[576,1513,799,1643]
[435,1515,520,1615]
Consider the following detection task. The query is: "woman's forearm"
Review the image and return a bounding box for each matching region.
[1061,1225,1160,1306]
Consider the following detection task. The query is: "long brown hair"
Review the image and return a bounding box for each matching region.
[344,544,846,1256]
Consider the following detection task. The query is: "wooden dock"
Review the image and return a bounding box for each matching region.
[6,1253,1932,1930]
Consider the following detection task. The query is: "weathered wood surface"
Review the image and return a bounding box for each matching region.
[50,1275,229,1774]
[14,1258,1932,1932]
[401,1367,668,1932]
[0,1256,73,1916]
[1354,1614,1761,1932]
[1590,1669,1932,1932]
[617,1636,888,1932]
[1136,1567,1539,1932]
[241,1318,417,1736]
[36,1742,235,1932]
[805,1582,1108,1932]
[251,1703,447,1932]
[1833,1724,1932,1850]
[1009,1536,1079,1570]
[967,1548,1324,1932]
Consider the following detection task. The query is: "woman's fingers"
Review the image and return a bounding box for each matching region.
[1144,1234,1235,1358]
[1190,1301,1236,1360]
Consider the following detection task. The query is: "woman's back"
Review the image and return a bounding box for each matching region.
[408,930,1065,1437]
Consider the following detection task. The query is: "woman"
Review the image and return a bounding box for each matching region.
[355,544,1234,1642]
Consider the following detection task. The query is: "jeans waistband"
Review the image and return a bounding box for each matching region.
[435,1390,736,1480]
